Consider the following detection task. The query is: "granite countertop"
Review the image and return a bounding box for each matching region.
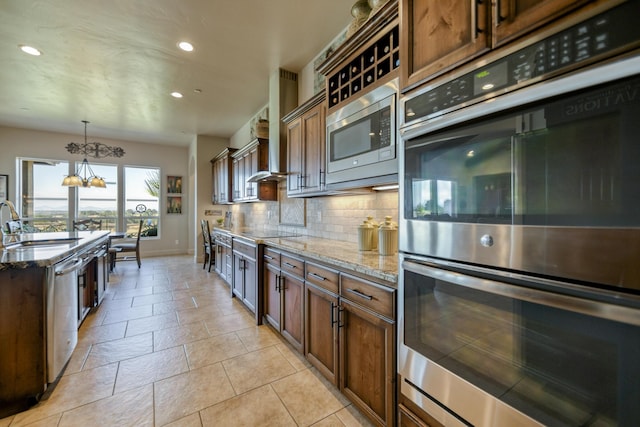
[216,227,398,285]
[0,230,110,270]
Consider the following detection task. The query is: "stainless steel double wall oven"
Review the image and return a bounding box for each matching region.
[398,2,640,426]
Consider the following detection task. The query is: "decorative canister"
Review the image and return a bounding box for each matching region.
[368,0,390,16]
[378,216,398,256]
[347,0,372,38]
[366,215,379,250]
[357,220,374,251]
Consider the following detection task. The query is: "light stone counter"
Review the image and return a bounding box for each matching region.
[0,231,110,270]
[217,228,398,285]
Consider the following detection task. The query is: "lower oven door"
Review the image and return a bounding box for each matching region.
[398,254,640,427]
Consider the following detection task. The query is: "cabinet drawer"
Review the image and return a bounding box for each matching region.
[340,273,395,319]
[232,239,256,259]
[305,261,339,294]
[263,247,281,266]
[281,253,304,279]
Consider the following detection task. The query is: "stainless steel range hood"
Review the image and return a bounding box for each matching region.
[247,68,298,183]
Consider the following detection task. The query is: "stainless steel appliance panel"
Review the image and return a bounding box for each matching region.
[325,79,398,187]
[46,257,81,383]
[400,56,640,290]
[398,255,640,427]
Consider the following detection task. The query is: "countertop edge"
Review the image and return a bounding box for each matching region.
[0,231,110,270]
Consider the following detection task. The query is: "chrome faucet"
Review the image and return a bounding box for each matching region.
[0,200,21,249]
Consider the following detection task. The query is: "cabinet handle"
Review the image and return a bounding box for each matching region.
[475,0,484,38]
[264,255,274,260]
[346,288,373,300]
[330,302,337,327]
[275,274,281,292]
[308,272,326,281]
[319,170,325,187]
[283,262,297,269]
[496,0,506,24]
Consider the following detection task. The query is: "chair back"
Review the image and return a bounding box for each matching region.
[135,219,143,244]
[73,218,102,231]
[201,219,211,245]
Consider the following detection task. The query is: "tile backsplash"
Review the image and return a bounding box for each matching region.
[228,185,398,243]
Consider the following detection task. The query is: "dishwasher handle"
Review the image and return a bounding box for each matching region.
[55,258,83,276]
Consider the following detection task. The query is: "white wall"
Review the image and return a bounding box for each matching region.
[192,134,230,261]
[0,125,190,257]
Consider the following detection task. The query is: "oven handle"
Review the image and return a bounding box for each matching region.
[402,259,640,327]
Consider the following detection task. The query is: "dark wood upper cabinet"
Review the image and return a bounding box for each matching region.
[211,148,237,204]
[284,92,327,197]
[231,138,276,202]
[401,0,490,91]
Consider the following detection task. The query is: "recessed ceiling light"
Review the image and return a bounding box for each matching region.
[178,41,194,52]
[19,45,42,56]
[171,92,183,98]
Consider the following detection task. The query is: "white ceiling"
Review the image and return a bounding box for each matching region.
[0,0,351,146]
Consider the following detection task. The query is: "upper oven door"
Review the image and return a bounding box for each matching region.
[400,58,640,290]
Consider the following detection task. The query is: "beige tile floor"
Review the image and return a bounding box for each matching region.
[1,255,374,427]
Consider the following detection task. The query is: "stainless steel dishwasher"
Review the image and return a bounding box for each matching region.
[46,256,81,383]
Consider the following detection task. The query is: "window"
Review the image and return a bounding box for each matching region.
[124,166,159,238]
[19,159,69,231]
[77,163,118,231]
[18,158,161,237]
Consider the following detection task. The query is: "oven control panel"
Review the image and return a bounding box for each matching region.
[404,1,639,124]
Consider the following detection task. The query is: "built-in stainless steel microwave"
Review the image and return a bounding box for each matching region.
[325,79,398,189]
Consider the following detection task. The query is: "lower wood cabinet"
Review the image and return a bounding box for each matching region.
[305,281,339,385]
[339,275,396,427]
[304,260,396,427]
[232,237,258,319]
[262,249,305,352]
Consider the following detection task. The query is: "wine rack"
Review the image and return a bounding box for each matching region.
[327,25,399,109]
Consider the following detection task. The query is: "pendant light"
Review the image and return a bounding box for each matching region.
[62,120,115,188]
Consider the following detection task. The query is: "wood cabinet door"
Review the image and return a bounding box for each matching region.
[263,263,281,330]
[214,244,223,276]
[232,157,242,202]
[286,118,303,195]
[245,149,256,199]
[340,298,395,427]
[242,258,257,313]
[401,0,490,89]
[281,272,304,353]
[492,0,591,46]
[305,282,339,385]
[224,246,233,286]
[301,103,325,194]
[232,254,244,299]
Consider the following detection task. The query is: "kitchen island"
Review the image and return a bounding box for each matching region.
[0,231,109,418]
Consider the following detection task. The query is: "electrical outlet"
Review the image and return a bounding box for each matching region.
[317,210,322,222]
[175,239,179,245]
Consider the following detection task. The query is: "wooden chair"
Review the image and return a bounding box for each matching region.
[111,220,143,268]
[73,218,102,231]
[201,219,215,272]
